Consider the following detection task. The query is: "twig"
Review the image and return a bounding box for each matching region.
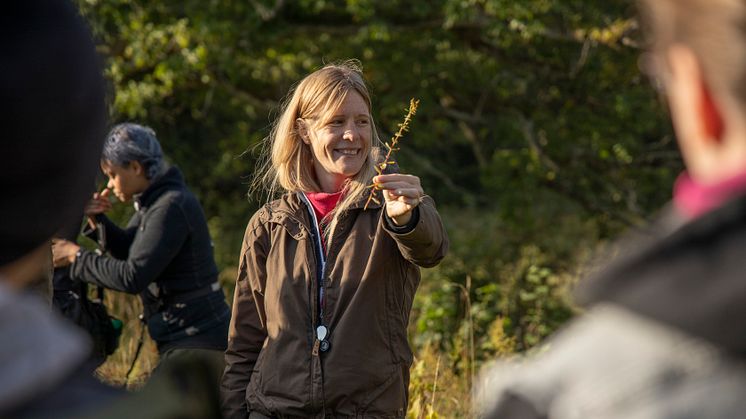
[364,98,420,210]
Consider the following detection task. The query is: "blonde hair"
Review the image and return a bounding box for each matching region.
[252,60,381,236]
[639,0,746,107]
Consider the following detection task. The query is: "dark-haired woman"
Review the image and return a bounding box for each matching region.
[52,123,230,366]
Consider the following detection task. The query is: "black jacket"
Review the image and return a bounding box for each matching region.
[71,167,229,352]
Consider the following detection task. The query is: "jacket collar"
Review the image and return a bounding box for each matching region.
[576,191,746,356]
[134,166,184,211]
[265,190,382,237]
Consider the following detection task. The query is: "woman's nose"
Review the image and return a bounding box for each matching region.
[343,123,357,142]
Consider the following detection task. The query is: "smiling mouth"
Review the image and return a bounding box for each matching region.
[335,149,360,156]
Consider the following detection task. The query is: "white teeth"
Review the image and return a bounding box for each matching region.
[336,149,358,155]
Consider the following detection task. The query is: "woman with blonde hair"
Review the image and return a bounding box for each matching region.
[221,61,448,418]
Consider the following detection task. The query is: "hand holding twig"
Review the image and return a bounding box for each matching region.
[364,98,419,210]
[374,173,424,225]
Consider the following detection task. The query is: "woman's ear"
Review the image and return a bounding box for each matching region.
[129,160,145,176]
[664,43,741,183]
[666,43,725,145]
[296,118,310,145]
[700,80,724,142]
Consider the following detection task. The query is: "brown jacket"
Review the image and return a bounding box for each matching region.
[221,192,448,418]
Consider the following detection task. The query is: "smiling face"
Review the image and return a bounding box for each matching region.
[303,90,372,192]
[101,159,150,202]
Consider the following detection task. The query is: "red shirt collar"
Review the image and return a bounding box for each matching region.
[304,191,343,225]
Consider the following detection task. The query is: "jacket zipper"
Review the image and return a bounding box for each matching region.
[298,193,330,350]
[297,192,329,414]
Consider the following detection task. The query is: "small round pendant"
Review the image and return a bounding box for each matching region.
[316,325,328,341]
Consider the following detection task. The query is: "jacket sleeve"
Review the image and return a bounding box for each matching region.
[70,201,189,293]
[84,214,138,259]
[382,195,449,268]
[221,212,269,419]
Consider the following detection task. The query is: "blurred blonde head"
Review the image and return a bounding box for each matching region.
[253,60,381,230]
[640,0,746,109]
[639,0,746,183]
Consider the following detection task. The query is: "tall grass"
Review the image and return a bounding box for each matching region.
[96,290,158,389]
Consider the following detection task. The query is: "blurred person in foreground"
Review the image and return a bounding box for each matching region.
[478,1,746,418]
[1,2,222,418]
[0,2,114,417]
[52,122,231,369]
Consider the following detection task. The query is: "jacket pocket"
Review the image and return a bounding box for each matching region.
[358,363,408,416]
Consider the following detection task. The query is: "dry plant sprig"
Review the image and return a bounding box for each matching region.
[364,98,420,210]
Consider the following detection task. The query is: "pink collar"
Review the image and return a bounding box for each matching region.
[304,191,343,225]
[673,170,746,219]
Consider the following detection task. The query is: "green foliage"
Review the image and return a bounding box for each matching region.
[412,207,595,362]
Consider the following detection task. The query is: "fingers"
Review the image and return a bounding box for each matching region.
[374,175,422,193]
[383,188,421,205]
[51,241,66,267]
[379,182,421,194]
[374,177,423,201]
[373,174,426,221]
[51,239,78,267]
[92,188,111,201]
[84,203,110,216]
[374,174,421,186]
[86,188,113,216]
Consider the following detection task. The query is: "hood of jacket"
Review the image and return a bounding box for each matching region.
[134,166,185,210]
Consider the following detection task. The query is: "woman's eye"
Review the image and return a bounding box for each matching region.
[329,119,344,126]
[357,119,369,125]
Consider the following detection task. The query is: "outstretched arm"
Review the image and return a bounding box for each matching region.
[376,173,449,268]
[57,202,189,293]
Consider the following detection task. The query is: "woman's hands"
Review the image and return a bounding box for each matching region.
[85,188,112,229]
[373,174,424,226]
[51,239,80,267]
[86,188,112,216]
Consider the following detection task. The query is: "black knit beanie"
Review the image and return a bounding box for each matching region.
[0,2,107,265]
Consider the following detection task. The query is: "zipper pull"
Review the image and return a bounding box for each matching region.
[316,325,331,353]
[316,325,328,340]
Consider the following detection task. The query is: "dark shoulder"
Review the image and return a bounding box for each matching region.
[149,184,201,214]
